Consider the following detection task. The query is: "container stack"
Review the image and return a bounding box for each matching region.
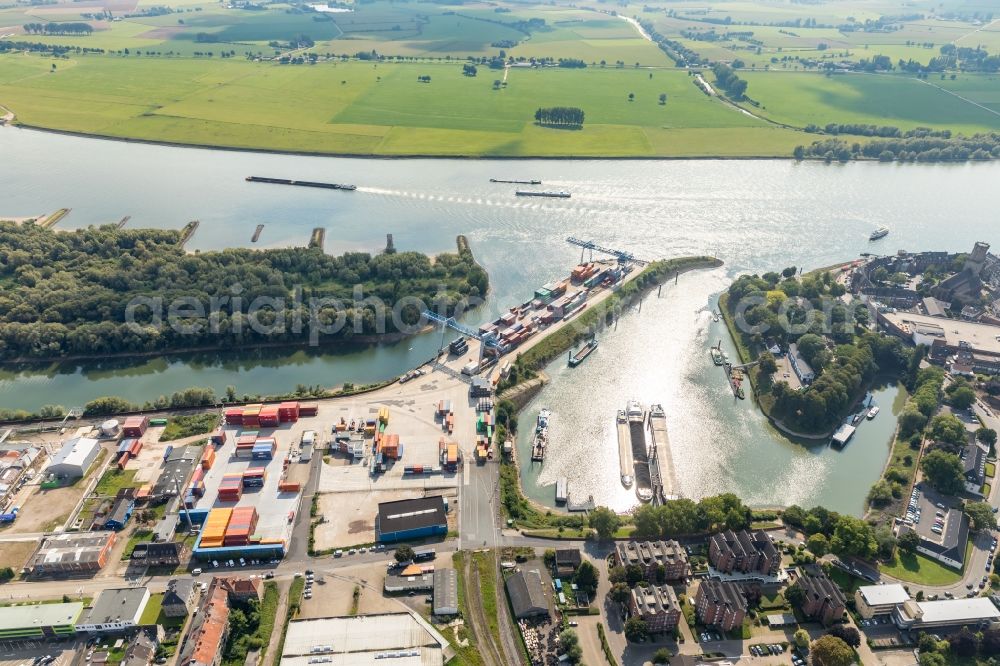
[364,420,377,437]
[128,439,143,457]
[259,405,280,428]
[278,481,301,492]
[299,403,318,417]
[278,401,300,423]
[224,407,244,425]
[117,439,134,456]
[117,452,130,470]
[224,506,258,547]
[236,434,257,456]
[122,415,149,438]
[201,447,216,470]
[242,404,263,428]
[445,443,459,471]
[218,473,243,502]
[378,407,390,426]
[252,438,275,460]
[200,508,232,548]
[382,433,401,460]
[189,468,205,497]
[437,400,452,418]
[243,467,266,488]
[210,428,227,446]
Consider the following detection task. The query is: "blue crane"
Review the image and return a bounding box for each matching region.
[566,237,647,265]
[421,310,507,364]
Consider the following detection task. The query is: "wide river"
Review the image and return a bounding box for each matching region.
[2,127,998,515]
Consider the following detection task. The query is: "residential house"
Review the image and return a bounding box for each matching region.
[788,343,815,385]
[615,540,689,582]
[121,632,157,666]
[629,584,681,634]
[178,580,229,666]
[553,549,581,577]
[162,579,198,618]
[695,580,747,632]
[217,577,261,603]
[797,572,847,625]
[963,440,989,495]
[708,530,780,578]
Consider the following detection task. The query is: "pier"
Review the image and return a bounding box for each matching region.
[40,208,70,229]
[179,220,199,247]
[647,404,677,502]
[309,227,325,249]
[116,215,131,229]
[246,176,356,191]
[252,224,264,243]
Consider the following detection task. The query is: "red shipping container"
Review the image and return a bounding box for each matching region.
[224,408,243,425]
[122,415,149,438]
[128,440,143,456]
[299,403,318,416]
[116,452,130,470]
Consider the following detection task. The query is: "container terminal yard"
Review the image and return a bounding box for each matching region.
[0,245,705,666]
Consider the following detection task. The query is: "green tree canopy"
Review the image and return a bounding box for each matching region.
[809,635,854,666]
[588,506,620,541]
[920,449,966,495]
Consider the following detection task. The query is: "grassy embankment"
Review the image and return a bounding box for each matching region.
[880,542,971,586]
[160,413,219,441]
[450,552,488,666]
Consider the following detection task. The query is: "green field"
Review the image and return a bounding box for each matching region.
[3,0,1000,157]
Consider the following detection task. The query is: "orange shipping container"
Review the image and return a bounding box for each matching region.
[447,443,458,464]
[201,447,216,470]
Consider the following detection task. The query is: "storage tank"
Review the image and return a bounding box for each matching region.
[99,420,120,437]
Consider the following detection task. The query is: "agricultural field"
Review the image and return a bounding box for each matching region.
[740,70,1000,134]
[2,0,1000,157]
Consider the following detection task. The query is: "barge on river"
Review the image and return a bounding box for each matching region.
[491,178,542,185]
[625,401,653,502]
[616,409,633,488]
[515,190,570,199]
[246,176,357,191]
[531,408,551,462]
[568,337,598,367]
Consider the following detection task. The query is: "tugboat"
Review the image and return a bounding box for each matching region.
[530,408,550,462]
[870,226,889,241]
[867,405,880,419]
[710,348,724,366]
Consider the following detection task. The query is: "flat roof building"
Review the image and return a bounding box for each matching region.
[279,613,448,666]
[433,569,458,616]
[855,584,910,619]
[77,587,151,634]
[615,540,688,582]
[376,496,448,543]
[47,436,100,478]
[0,602,83,640]
[27,531,116,575]
[894,597,1000,631]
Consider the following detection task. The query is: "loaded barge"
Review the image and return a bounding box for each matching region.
[616,410,633,488]
[647,404,675,501]
[568,337,598,367]
[491,178,542,185]
[246,176,357,191]
[625,401,654,502]
[531,408,551,462]
[515,190,571,199]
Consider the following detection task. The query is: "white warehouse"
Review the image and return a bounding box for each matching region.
[46,437,101,478]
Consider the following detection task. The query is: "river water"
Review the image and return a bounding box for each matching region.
[1,126,997,513]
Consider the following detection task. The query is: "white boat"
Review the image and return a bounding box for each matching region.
[870,226,889,241]
[617,410,633,487]
[867,405,880,419]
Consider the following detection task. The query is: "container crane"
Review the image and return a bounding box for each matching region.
[421,310,507,365]
[566,237,647,265]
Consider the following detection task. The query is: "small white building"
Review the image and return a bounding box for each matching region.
[47,437,101,478]
[855,584,910,619]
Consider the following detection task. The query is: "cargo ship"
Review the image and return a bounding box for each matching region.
[870,226,889,241]
[246,176,357,191]
[568,337,598,367]
[531,408,551,462]
[490,178,542,185]
[515,190,571,198]
[555,477,568,504]
[626,401,653,502]
[616,409,633,488]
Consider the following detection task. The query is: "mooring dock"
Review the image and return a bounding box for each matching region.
[647,404,676,501]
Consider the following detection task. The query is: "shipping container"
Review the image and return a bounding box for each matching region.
[210,428,227,446]
[128,439,143,457]
[299,403,318,416]
[122,415,149,438]
[277,482,301,492]
[149,418,168,427]
[116,452,130,470]
[201,447,216,470]
[117,439,134,455]
[162,445,174,461]
[224,407,244,425]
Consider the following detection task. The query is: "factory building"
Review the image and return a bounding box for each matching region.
[0,603,83,640]
[46,436,101,478]
[375,496,448,543]
[76,587,150,634]
[27,532,116,576]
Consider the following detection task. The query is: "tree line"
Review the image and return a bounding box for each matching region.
[0,222,488,360]
[534,106,584,127]
[793,134,1000,163]
[711,62,748,99]
[805,124,953,139]
[22,22,94,35]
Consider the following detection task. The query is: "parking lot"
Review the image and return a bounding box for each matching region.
[0,642,77,666]
[904,484,960,543]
